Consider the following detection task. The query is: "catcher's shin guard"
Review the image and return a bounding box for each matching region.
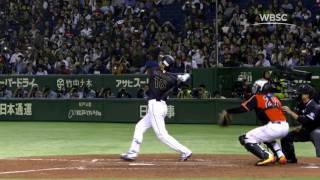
[239,135,269,160]
[265,141,277,155]
[244,143,275,165]
[244,143,270,160]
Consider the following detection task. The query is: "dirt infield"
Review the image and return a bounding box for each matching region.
[0,154,319,179]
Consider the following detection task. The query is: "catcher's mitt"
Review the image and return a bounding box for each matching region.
[218,110,232,127]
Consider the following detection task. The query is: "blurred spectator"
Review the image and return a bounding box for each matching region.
[192,84,210,99]
[177,85,192,99]
[98,87,115,98]
[82,86,97,98]
[212,91,226,99]
[0,55,8,74]
[42,86,58,99]
[255,53,271,67]
[28,85,43,98]
[13,86,28,98]
[57,87,71,99]
[0,85,12,98]
[117,88,132,98]
[136,84,149,98]
[35,65,48,75]
[273,79,289,100]
[70,86,83,98]
[232,75,251,99]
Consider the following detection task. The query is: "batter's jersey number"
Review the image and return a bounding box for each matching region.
[154,77,167,89]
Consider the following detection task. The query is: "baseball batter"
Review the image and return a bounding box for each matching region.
[221,79,289,166]
[121,55,192,162]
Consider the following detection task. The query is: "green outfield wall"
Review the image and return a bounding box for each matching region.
[0,99,295,124]
[0,74,148,96]
[193,67,320,97]
[0,67,316,123]
[1,67,319,98]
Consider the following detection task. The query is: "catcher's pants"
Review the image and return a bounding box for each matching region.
[245,121,289,144]
[128,99,191,155]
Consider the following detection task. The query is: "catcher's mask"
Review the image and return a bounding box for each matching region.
[252,79,272,94]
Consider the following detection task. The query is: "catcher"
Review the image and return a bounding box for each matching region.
[219,79,289,166]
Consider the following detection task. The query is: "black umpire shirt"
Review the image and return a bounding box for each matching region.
[295,99,320,132]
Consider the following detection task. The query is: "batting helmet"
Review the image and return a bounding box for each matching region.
[161,55,175,71]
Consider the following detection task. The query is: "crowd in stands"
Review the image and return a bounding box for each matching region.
[218,0,320,67]
[0,0,214,75]
[0,0,319,99]
[0,0,319,76]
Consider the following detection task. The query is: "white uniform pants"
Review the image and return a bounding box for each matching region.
[245,121,289,144]
[245,121,289,157]
[129,99,191,155]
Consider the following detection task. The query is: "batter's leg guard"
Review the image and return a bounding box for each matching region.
[311,128,320,157]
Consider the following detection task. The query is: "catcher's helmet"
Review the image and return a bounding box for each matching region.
[252,79,272,94]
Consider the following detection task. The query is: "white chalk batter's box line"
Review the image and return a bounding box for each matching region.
[10,157,241,167]
[0,158,319,176]
[0,164,238,176]
[8,157,320,167]
[0,164,319,176]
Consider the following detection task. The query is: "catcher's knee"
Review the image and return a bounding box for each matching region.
[239,134,247,146]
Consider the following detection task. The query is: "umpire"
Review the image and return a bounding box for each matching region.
[281,84,320,163]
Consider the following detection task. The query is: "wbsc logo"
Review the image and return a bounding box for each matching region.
[253,13,294,26]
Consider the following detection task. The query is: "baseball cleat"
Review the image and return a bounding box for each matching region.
[256,154,275,166]
[286,158,298,164]
[277,155,287,165]
[120,151,138,161]
[179,152,192,161]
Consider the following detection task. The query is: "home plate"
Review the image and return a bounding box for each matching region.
[91,159,98,163]
[301,165,320,169]
[129,163,155,166]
